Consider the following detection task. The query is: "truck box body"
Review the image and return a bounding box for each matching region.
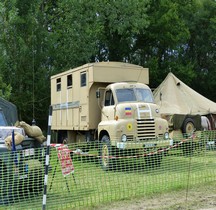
[51,62,149,131]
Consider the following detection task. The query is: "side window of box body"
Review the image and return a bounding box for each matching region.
[80,72,86,87]
[67,74,73,89]
[56,78,61,92]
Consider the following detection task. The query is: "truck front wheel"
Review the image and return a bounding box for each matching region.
[100,135,113,171]
[144,153,162,168]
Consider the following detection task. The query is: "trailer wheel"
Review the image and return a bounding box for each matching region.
[181,118,195,155]
[100,135,113,171]
[182,118,195,137]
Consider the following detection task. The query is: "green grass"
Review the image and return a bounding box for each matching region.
[1,148,216,210]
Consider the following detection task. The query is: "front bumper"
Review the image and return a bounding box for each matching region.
[111,139,173,150]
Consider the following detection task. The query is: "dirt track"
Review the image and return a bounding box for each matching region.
[94,183,216,210]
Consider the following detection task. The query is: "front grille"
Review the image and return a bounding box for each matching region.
[137,118,156,140]
[126,135,134,141]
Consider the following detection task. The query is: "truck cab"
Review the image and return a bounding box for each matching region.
[99,82,169,149]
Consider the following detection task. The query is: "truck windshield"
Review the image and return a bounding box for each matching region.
[116,88,154,103]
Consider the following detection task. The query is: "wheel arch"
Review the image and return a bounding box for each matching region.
[99,130,109,141]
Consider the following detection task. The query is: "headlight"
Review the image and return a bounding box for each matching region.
[164,132,169,140]
[121,134,127,142]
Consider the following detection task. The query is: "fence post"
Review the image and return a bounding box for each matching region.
[42,105,53,210]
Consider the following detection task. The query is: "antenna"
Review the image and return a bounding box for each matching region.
[32,28,36,125]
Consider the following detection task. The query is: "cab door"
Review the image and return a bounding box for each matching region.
[101,89,115,121]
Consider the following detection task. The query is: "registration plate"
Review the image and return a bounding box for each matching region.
[143,143,156,148]
[22,148,35,157]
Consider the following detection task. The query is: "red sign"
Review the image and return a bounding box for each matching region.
[57,147,74,177]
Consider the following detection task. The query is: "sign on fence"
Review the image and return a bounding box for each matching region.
[57,146,74,176]
[49,144,76,193]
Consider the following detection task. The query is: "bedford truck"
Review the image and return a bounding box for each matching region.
[50,62,171,170]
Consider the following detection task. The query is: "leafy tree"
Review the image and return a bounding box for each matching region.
[182,0,216,100]
[47,0,150,70]
[47,0,102,72]
[0,0,51,129]
[132,0,192,87]
[0,74,11,100]
[95,0,150,62]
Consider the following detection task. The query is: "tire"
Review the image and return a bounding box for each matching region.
[181,141,195,156]
[0,161,20,203]
[100,135,113,171]
[145,153,162,168]
[0,160,14,204]
[182,118,195,137]
[181,118,196,155]
[29,169,44,194]
[0,160,7,204]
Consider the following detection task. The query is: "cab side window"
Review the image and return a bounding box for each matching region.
[104,90,114,106]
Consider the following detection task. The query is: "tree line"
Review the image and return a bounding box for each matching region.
[0,0,215,129]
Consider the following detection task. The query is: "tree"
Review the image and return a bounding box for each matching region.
[182,0,216,100]
[47,0,150,69]
[0,0,52,129]
[132,0,194,88]
[47,0,102,72]
[0,75,11,100]
[95,0,150,62]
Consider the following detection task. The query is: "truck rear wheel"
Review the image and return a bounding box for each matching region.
[100,135,113,171]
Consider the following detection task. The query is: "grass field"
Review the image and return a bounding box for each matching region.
[1,145,216,210]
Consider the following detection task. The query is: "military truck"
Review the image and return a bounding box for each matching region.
[0,98,45,204]
[51,62,171,170]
